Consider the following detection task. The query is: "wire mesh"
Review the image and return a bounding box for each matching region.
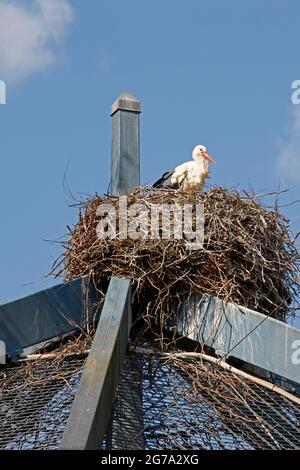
[0,357,85,450]
[1,342,299,451]
[102,350,300,450]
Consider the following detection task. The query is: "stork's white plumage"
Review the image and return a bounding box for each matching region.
[153,145,215,191]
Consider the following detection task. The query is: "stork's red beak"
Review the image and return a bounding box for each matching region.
[203,151,216,164]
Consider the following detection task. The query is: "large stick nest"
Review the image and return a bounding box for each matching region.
[55,187,300,327]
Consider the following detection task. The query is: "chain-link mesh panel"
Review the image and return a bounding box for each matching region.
[0,357,85,449]
[1,345,299,451]
[102,351,300,450]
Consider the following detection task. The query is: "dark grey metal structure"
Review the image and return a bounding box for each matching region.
[110,91,141,195]
[103,348,300,450]
[176,295,300,392]
[0,276,99,362]
[0,90,299,451]
[60,277,131,450]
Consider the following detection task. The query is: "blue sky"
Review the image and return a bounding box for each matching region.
[0,0,299,324]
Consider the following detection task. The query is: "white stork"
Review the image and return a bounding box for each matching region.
[153,145,215,192]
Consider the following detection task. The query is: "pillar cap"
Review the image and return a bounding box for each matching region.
[111,91,141,116]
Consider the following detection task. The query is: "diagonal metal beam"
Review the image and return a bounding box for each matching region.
[0,276,99,362]
[59,277,131,450]
[176,295,300,390]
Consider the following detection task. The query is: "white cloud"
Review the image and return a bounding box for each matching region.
[277,106,300,181]
[0,0,74,82]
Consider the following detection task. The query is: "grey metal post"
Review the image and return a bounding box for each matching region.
[106,91,145,449]
[110,91,141,195]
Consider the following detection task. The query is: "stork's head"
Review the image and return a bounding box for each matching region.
[192,145,215,164]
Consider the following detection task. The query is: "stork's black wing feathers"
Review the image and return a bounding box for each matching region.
[153,170,174,188]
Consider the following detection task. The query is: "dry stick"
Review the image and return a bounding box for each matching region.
[130,345,300,407]
[18,350,91,362]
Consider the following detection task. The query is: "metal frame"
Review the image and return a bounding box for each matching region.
[59,277,131,449]
[0,276,99,362]
[1,88,300,450]
[176,295,300,390]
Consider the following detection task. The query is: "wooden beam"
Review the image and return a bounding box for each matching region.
[59,277,132,450]
[110,91,141,195]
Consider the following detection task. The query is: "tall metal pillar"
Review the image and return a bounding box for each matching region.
[110,91,141,195]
